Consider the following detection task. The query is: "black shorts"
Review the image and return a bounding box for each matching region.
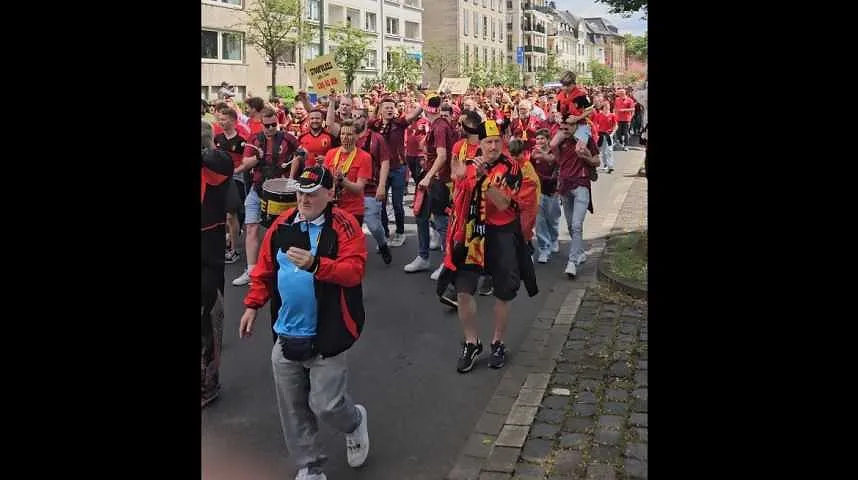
[225,178,243,214]
[455,223,521,301]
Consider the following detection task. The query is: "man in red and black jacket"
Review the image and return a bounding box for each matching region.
[239,165,370,478]
[201,119,233,408]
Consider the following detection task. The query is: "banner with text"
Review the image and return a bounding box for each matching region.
[304,54,345,93]
[438,77,471,95]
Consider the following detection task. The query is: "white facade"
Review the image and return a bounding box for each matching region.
[202,0,423,98]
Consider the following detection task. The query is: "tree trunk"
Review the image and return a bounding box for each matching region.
[271,56,277,98]
[297,45,304,90]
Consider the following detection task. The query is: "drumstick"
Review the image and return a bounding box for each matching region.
[241,142,292,170]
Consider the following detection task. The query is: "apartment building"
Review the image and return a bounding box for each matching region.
[202,0,424,98]
[584,17,625,77]
[423,0,507,87]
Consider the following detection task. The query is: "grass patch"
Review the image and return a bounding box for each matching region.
[608,231,648,285]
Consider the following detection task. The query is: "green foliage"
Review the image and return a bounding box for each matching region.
[596,0,647,19]
[624,32,647,59]
[589,60,615,86]
[537,54,562,85]
[329,23,372,93]
[382,47,422,92]
[422,43,460,84]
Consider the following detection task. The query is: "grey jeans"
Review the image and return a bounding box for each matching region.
[271,345,361,471]
[561,186,590,266]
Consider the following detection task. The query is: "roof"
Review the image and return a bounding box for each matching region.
[584,17,623,37]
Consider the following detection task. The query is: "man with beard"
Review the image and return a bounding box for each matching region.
[509,99,545,152]
[438,119,537,373]
[371,95,423,248]
[291,108,335,179]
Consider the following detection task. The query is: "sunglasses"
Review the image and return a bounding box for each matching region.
[263,122,278,129]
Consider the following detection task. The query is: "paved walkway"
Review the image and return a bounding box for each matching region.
[447,158,648,480]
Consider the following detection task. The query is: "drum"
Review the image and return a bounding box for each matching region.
[260,178,298,227]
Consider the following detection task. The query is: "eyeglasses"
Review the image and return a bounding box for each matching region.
[263,122,278,129]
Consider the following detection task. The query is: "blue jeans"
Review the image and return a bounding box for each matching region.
[381,165,407,235]
[363,197,387,247]
[416,196,448,260]
[562,186,590,266]
[536,194,561,256]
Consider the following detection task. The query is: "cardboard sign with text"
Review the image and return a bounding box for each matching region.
[304,54,345,93]
[438,77,471,95]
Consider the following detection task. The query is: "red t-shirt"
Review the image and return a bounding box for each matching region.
[557,137,599,195]
[299,130,335,166]
[372,117,409,170]
[614,96,635,122]
[593,111,617,134]
[510,115,545,151]
[405,118,428,157]
[426,117,456,182]
[355,130,390,197]
[248,118,264,136]
[324,147,372,218]
[286,117,311,138]
[483,157,522,227]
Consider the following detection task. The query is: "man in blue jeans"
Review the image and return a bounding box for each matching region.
[550,120,600,277]
[372,95,423,247]
[352,108,392,264]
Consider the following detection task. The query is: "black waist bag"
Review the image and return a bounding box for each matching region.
[278,335,318,362]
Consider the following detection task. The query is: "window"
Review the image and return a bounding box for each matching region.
[405,21,420,40]
[366,12,376,31]
[491,19,495,40]
[204,0,242,6]
[484,47,488,64]
[490,0,494,9]
[464,44,469,67]
[464,11,469,35]
[473,13,478,37]
[482,0,486,6]
[499,19,503,41]
[306,43,321,60]
[308,0,320,20]
[386,17,399,35]
[491,49,496,68]
[483,16,487,38]
[363,50,377,69]
[347,9,360,29]
[404,0,421,7]
[201,30,243,62]
[280,44,297,63]
[386,49,401,67]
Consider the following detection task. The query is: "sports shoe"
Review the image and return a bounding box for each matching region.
[439,286,458,309]
[389,233,406,247]
[430,265,444,281]
[225,249,240,264]
[456,341,483,373]
[488,341,506,369]
[477,276,494,296]
[537,251,549,264]
[551,240,560,253]
[564,261,577,278]
[378,244,392,265]
[294,467,327,480]
[429,229,441,250]
[404,256,431,273]
[346,404,370,468]
[232,269,251,286]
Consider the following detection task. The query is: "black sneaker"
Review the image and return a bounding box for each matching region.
[477,276,494,296]
[225,249,240,264]
[378,244,392,264]
[456,341,483,373]
[439,286,458,309]
[488,341,506,369]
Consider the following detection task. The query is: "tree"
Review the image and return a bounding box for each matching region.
[537,54,563,85]
[329,23,372,93]
[596,0,647,19]
[423,43,460,85]
[501,63,522,88]
[383,47,423,92]
[624,32,647,59]
[589,60,615,86]
[243,0,316,95]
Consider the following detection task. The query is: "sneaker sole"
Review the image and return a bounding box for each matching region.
[488,360,505,369]
[456,357,478,373]
[439,296,458,309]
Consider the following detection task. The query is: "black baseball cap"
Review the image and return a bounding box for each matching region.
[296,165,334,193]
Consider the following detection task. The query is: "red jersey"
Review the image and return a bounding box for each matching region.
[593,111,617,134]
[405,118,428,156]
[298,130,335,165]
[324,147,373,218]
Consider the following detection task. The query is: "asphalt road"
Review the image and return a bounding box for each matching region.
[202,147,644,480]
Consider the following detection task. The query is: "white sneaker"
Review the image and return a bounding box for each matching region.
[232,270,251,286]
[537,251,549,264]
[389,233,406,247]
[430,265,444,281]
[552,240,560,253]
[564,261,577,278]
[429,229,441,250]
[404,256,431,273]
[346,404,370,468]
[295,468,327,480]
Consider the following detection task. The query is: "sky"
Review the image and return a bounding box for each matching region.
[554,0,647,36]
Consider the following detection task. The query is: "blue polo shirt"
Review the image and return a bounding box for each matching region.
[273,214,324,337]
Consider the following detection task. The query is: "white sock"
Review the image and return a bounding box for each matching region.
[247,264,255,274]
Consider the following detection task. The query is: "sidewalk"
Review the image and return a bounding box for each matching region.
[447,156,648,480]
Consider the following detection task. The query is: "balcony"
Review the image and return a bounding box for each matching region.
[522,2,554,15]
[524,45,546,53]
[521,23,545,34]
